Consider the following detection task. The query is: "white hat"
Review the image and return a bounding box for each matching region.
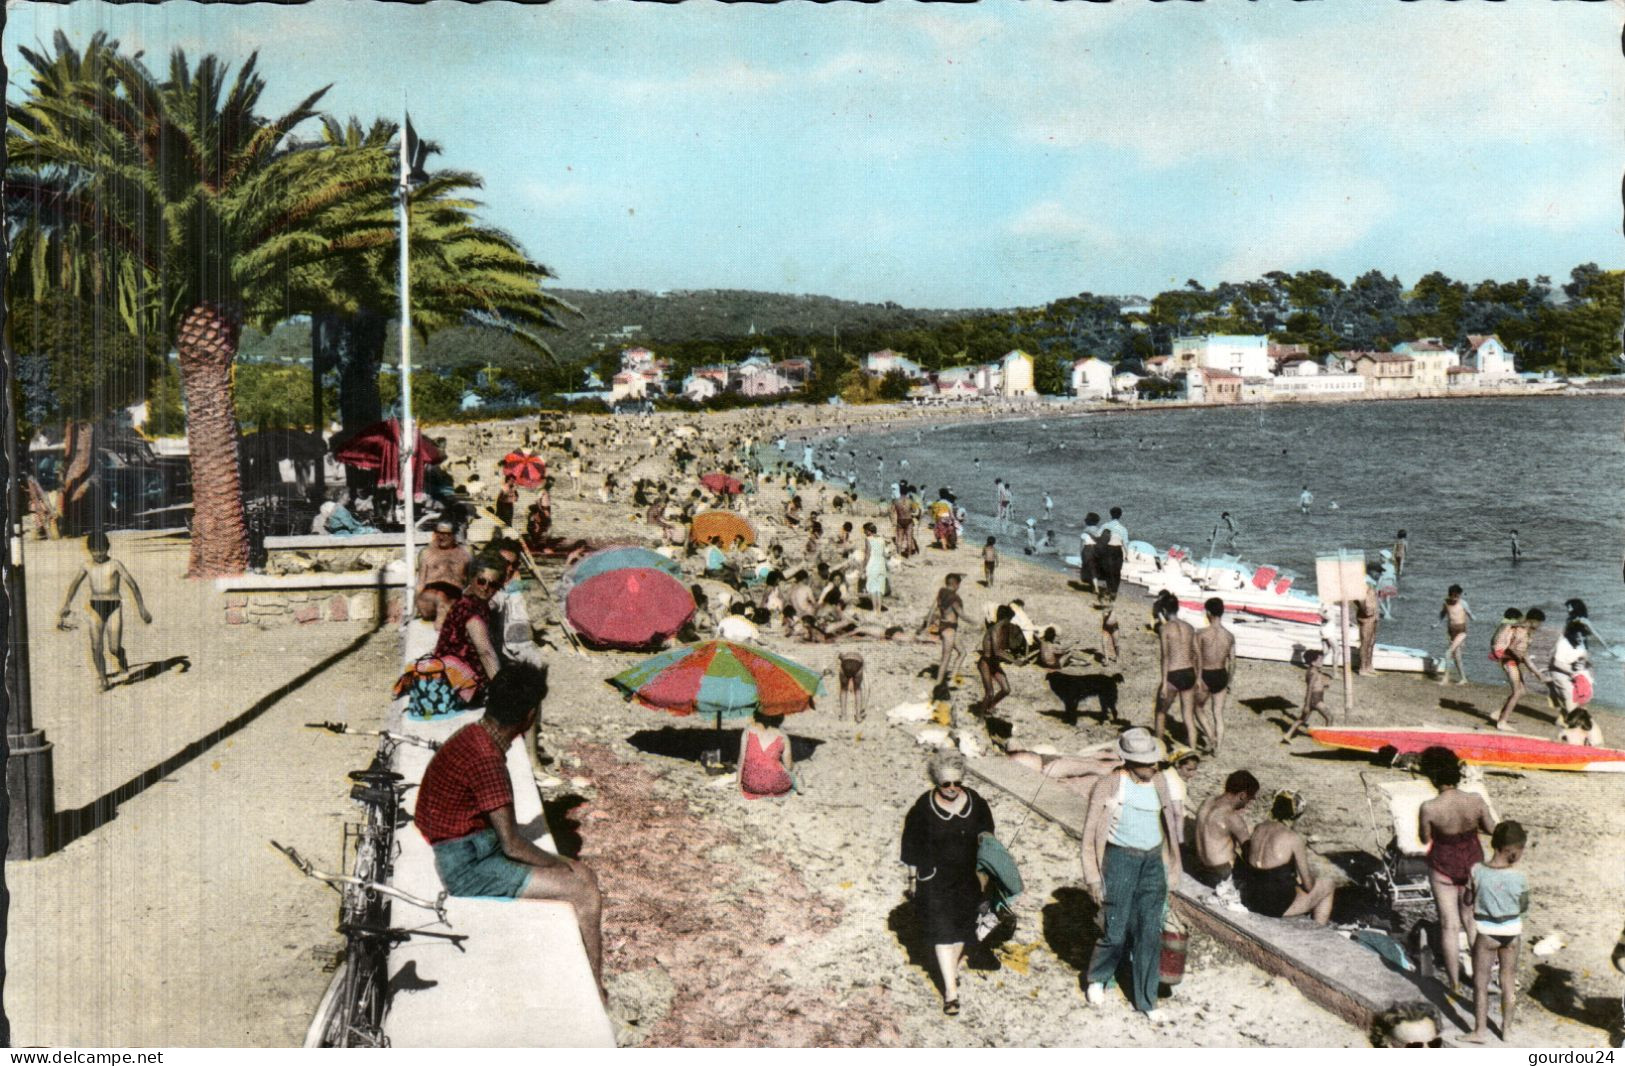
[1116,727,1165,765]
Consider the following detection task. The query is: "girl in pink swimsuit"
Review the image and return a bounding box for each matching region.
[737,711,795,799]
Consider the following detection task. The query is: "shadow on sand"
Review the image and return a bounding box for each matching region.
[51,580,391,850]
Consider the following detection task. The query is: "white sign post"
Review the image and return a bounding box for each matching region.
[1315,550,1367,720]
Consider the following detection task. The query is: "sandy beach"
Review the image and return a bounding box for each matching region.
[11,400,1623,1047]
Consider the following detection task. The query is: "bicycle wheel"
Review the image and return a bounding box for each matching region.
[303,958,351,1048]
[349,938,393,1048]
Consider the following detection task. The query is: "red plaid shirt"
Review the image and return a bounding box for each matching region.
[415,723,514,844]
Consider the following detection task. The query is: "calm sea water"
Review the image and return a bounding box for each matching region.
[844,396,1625,709]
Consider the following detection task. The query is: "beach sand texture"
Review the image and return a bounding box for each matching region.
[9,400,1622,1047]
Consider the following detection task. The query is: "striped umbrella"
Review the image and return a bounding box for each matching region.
[607,639,822,730]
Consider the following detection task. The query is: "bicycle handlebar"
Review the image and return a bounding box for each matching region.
[306,721,440,751]
[272,840,449,924]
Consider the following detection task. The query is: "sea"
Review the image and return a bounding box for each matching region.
[827,395,1625,711]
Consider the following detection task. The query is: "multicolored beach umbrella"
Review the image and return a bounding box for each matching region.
[500,449,547,488]
[607,640,822,729]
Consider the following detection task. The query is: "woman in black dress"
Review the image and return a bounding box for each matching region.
[901,752,994,1015]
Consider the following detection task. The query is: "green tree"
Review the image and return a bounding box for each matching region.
[7,32,376,574]
[1033,353,1068,395]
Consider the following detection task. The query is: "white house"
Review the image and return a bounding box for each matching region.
[934,367,979,399]
[1279,358,1323,377]
[1269,373,1366,398]
[974,362,1003,394]
[1463,334,1517,378]
[998,350,1035,397]
[619,346,657,370]
[610,371,648,401]
[864,349,926,380]
[682,375,721,402]
[1071,356,1113,400]
[1110,372,1143,400]
[1172,334,1271,379]
[1447,366,1481,390]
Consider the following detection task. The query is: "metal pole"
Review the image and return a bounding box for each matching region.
[1,340,56,860]
[398,106,417,641]
[1341,599,1354,722]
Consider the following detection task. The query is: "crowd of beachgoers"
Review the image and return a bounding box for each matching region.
[381,398,1622,1047]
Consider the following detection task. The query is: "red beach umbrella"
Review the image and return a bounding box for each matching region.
[699,471,744,496]
[565,567,695,650]
[501,449,547,488]
[332,419,444,496]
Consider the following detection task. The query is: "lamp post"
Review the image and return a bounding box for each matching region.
[397,112,430,647]
[1,339,56,860]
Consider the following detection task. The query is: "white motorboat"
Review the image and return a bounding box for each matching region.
[1174,603,1439,675]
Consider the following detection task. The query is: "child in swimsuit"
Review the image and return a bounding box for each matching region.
[1438,585,1475,684]
[58,531,152,691]
[836,652,865,722]
[1464,821,1530,1044]
[982,537,997,587]
[1282,650,1331,743]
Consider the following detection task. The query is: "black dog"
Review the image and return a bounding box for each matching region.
[1046,670,1124,721]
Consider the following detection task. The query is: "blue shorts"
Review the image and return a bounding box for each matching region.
[431,828,532,898]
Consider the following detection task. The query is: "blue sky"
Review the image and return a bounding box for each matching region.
[6,0,1620,309]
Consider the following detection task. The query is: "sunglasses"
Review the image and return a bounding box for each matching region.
[1402,1039,1444,1049]
[938,780,964,789]
[473,576,501,589]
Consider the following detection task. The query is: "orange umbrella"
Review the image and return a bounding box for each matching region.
[501,449,547,488]
[689,510,755,547]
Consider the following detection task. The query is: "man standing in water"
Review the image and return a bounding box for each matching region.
[1151,593,1201,749]
[1509,529,1521,564]
[1194,598,1237,755]
[1212,511,1240,551]
[1299,486,1314,514]
[58,531,153,691]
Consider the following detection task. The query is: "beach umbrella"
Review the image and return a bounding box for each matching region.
[565,567,695,649]
[332,418,444,496]
[607,639,822,730]
[699,471,744,496]
[690,510,756,547]
[501,449,547,488]
[566,545,682,584]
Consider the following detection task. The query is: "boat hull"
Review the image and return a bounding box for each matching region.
[1308,725,1625,772]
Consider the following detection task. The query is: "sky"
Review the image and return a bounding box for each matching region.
[6,0,1622,309]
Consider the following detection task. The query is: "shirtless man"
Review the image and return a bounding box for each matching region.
[1437,584,1475,684]
[975,604,1019,715]
[58,531,152,690]
[1193,597,1236,755]
[1151,593,1201,749]
[1195,770,1260,897]
[418,521,472,590]
[1355,566,1381,676]
[1236,791,1335,924]
[918,572,966,682]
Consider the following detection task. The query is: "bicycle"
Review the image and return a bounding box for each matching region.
[274,842,464,1047]
[285,721,449,1046]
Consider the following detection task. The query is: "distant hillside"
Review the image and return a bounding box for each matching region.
[547,288,986,360]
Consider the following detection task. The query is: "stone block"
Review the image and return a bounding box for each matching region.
[328,595,348,622]
[295,605,321,624]
[226,608,246,625]
[349,594,377,622]
[226,595,248,608]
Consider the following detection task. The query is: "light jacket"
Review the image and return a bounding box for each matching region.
[1080,768,1182,888]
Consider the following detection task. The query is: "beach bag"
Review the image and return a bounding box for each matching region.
[1159,908,1188,987]
[1573,670,1594,707]
[976,832,1024,917]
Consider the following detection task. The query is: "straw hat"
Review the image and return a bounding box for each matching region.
[1116,728,1165,765]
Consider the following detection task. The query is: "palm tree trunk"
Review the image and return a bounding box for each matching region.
[58,419,100,536]
[176,303,249,577]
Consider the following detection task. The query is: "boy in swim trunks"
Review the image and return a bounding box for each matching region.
[58,531,152,691]
[982,536,997,588]
[1151,594,1200,751]
[975,604,1019,715]
[1464,821,1529,1044]
[1437,584,1475,684]
[1282,650,1332,743]
[1193,597,1236,755]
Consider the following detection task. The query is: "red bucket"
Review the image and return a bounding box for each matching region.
[1159,924,1188,986]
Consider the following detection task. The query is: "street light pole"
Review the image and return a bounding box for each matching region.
[1,340,56,861]
[398,110,417,633]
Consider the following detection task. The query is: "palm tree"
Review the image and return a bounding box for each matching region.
[7,32,375,576]
[298,115,578,437]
